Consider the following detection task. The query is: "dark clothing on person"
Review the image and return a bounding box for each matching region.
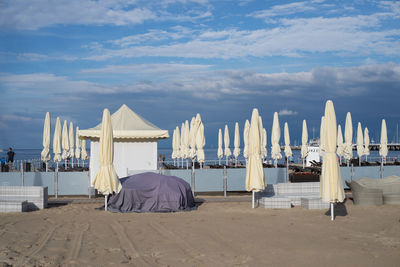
[7,151,15,162]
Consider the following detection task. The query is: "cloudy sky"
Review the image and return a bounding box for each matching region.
[0,0,399,150]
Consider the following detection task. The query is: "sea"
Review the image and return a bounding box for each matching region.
[1,147,400,165]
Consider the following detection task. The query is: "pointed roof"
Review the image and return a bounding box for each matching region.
[79,104,169,139]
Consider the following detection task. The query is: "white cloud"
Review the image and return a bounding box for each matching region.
[278,109,298,116]
[249,1,316,20]
[0,0,212,30]
[0,0,155,30]
[84,12,400,61]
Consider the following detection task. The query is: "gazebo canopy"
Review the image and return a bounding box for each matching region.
[79,104,169,140]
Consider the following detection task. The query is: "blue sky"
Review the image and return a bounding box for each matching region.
[0,0,399,149]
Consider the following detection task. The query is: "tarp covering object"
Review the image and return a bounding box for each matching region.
[107,172,196,213]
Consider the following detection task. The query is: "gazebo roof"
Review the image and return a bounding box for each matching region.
[79,104,169,140]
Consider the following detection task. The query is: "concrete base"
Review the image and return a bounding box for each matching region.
[301,197,330,210]
[0,200,28,212]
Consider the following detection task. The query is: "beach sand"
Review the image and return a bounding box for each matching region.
[0,199,399,267]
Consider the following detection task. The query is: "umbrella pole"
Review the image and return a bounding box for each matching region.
[46,162,48,172]
[286,158,289,183]
[226,157,228,166]
[380,157,383,179]
[274,159,277,168]
[252,191,255,208]
[302,158,305,169]
[330,203,334,221]
[186,159,188,170]
[219,158,221,165]
[105,195,108,211]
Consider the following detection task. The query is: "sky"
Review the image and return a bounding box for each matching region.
[0,0,399,150]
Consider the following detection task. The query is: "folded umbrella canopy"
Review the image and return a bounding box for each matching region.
[171,129,177,161]
[196,119,205,165]
[262,128,267,159]
[224,124,231,165]
[189,116,200,159]
[61,120,70,168]
[336,124,344,165]
[284,122,292,183]
[243,120,250,160]
[75,126,81,160]
[217,129,223,164]
[93,109,122,211]
[301,120,308,168]
[320,100,345,221]
[175,126,181,167]
[380,119,388,176]
[81,139,88,161]
[343,112,353,165]
[258,116,267,159]
[246,108,265,208]
[271,112,282,167]
[183,120,190,164]
[69,122,75,167]
[364,127,370,161]
[356,122,364,166]
[41,112,51,171]
[53,117,62,164]
[233,122,240,162]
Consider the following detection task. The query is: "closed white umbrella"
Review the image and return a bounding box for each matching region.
[364,127,370,161]
[284,122,293,158]
[41,112,51,171]
[233,122,240,165]
[356,122,364,166]
[61,120,70,169]
[189,116,200,159]
[343,112,353,165]
[319,116,325,158]
[262,128,267,159]
[224,124,231,165]
[53,117,62,168]
[284,122,292,183]
[81,139,88,161]
[175,126,181,167]
[75,126,81,166]
[93,109,122,211]
[180,122,185,166]
[196,122,205,167]
[320,100,345,221]
[171,129,177,163]
[184,120,190,168]
[301,120,308,168]
[245,108,265,208]
[69,122,75,167]
[271,112,282,167]
[336,124,344,165]
[217,129,223,165]
[243,120,250,161]
[259,117,267,159]
[380,119,388,176]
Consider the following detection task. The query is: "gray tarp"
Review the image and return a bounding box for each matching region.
[107,172,196,212]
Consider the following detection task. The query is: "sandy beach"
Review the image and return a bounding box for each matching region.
[0,198,399,267]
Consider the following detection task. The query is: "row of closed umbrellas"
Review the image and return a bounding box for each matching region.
[171,111,389,168]
[41,112,88,171]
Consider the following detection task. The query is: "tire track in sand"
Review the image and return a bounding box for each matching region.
[63,223,90,267]
[111,221,151,266]
[17,225,57,266]
[148,221,219,265]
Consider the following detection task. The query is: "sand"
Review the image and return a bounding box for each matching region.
[0,199,399,267]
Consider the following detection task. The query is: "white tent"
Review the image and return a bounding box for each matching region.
[79,104,169,184]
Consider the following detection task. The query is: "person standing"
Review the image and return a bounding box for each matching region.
[6,147,15,170]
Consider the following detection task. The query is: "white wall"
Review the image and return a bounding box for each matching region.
[306,146,320,167]
[89,140,158,184]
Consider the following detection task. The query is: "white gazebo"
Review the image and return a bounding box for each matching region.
[79,104,169,184]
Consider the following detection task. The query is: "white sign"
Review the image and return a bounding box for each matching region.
[306,146,320,167]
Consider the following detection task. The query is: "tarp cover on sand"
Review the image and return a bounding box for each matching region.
[108,172,196,213]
